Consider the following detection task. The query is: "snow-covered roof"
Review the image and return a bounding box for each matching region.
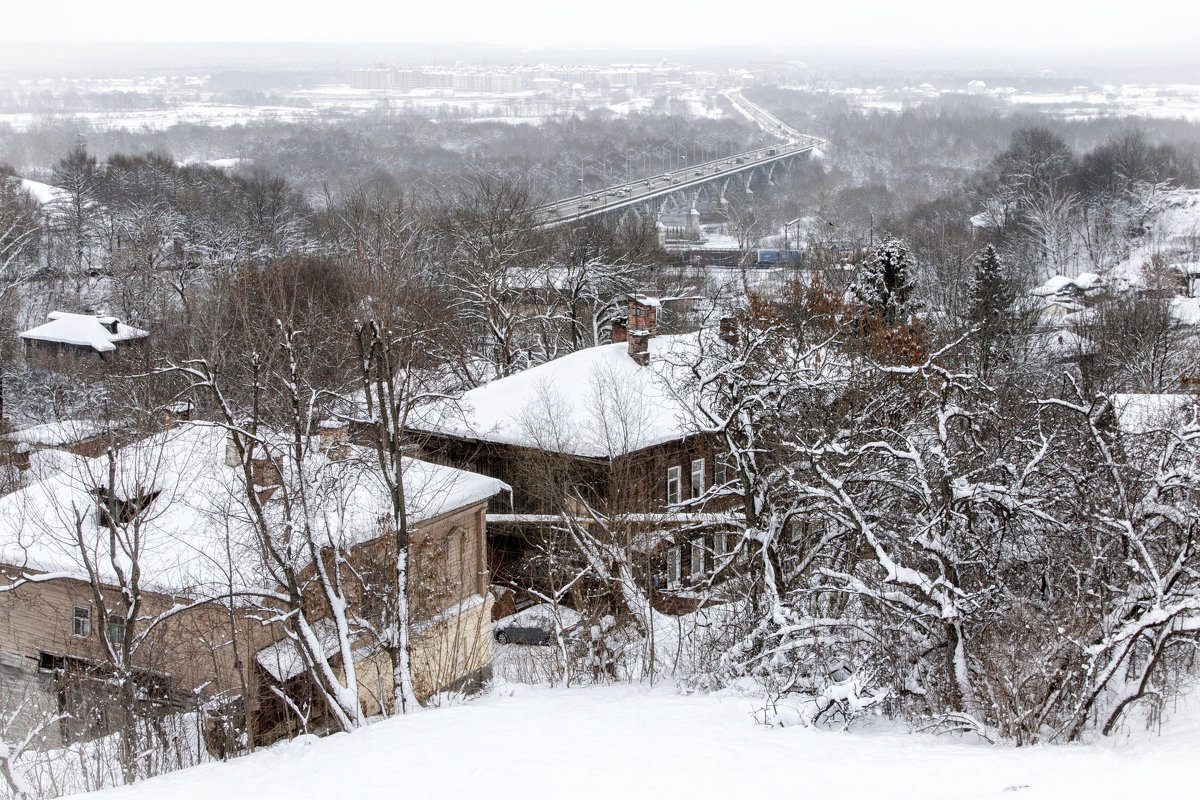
[1032,274,1102,298]
[18,178,67,205]
[1032,276,1074,296]
[1111,394,1196,435]
[968,211,995,229]
[255,618,383,683]
[19,312,149,352]
[0,422,508,596]
[629,293,662,308]
[410,335,700,459]
[1,419,105,449]
[1171,296,1200,326]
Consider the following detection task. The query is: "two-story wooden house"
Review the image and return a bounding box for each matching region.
[0,421,507,748]
[406,296,735,609]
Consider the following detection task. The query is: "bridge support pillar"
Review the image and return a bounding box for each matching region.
[686,191,701,240]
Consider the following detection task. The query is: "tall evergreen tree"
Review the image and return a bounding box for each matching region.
[966,245,1017,377]
[854,238,919,324]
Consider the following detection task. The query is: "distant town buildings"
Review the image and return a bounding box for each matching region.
[349,62,767,94]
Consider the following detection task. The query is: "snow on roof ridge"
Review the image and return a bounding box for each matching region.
[0,421,508,595]
[20,311,149,352]
[411,333,699,458]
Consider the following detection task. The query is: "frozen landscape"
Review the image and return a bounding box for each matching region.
[5,4,1200,800]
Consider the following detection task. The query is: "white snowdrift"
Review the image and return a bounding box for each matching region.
[70,683,1198,800]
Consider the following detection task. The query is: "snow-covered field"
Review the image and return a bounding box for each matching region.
[72,682,1199,800]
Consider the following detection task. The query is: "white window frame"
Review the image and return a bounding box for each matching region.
[73,606,90,637]
[691,458,705,499]
[690,540,705,578]
[666,465,682,506]
[714,453,727,486]
[667,546,682,589]
[713,532,728,558]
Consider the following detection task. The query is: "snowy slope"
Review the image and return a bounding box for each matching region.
[71,683,1198,800]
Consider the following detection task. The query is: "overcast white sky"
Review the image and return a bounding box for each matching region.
[3,0,1196,50]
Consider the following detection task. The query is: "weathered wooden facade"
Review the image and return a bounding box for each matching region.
[0,422,506,748]
[407,296,738,613]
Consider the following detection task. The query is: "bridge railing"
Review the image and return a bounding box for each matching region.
[539,138,826,224]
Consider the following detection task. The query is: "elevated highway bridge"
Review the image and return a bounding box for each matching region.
[537,92,825,228]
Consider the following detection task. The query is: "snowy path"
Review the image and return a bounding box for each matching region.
[77,683,1198,800]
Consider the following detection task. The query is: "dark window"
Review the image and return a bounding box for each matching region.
[107,615,126,645]
[73,606,91,637]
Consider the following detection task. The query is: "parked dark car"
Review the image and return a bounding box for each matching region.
[493,604,582,645]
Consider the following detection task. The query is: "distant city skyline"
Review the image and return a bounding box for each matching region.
[5,0,1197,51]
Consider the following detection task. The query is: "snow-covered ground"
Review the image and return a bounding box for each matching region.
[71,682,1199,800]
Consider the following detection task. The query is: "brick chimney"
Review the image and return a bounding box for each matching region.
[627,294,659,337]
[628,331,650,366]
[318,419,351,461]
[611,318,628,344]
[626,294,660,364]
[719,316,738,344]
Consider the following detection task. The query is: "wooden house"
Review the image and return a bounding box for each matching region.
[19,312,148,366]
[0,421,507,748]
[406,295,736,610]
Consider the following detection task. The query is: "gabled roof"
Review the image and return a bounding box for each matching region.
[0,422,508,596]
[410,334,701,459]
[0,419,106,450]
[1032,273,1103,298]
[19,312,149,352]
